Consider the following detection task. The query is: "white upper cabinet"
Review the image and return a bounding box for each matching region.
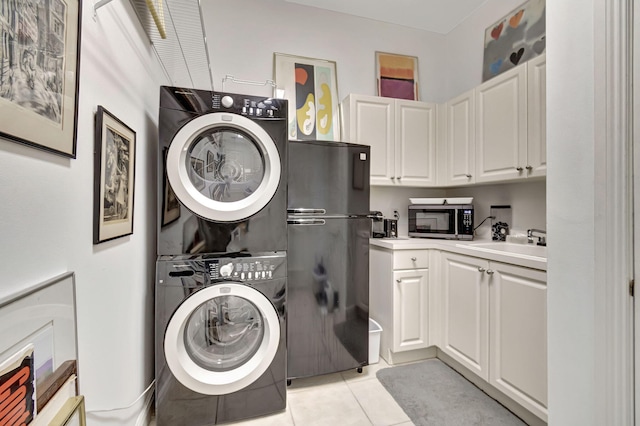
[526,54,547,177]
[341,94,437,187]
[474,53,546,184]
[475,65,528,183]
[444,89,476,185]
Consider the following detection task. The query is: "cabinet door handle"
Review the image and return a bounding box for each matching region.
[411,257,417,261]
[396,279,401,283]
[478,267,486,272]
[486,269,495,275]
[516,167,524,172]
[466,174,472,178]
[526,165,533,171]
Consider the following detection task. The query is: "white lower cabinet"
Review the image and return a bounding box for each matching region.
[370,247,431,363]
[440,253,490,380]
[440,251,548,421]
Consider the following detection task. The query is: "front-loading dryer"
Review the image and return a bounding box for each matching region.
[158,86,288,255]
[155,252,286,425]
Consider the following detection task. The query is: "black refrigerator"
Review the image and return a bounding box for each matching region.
[287,140,371,379]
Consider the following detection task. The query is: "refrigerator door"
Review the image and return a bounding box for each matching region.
[286,216,370,379]
[288,140,370,216]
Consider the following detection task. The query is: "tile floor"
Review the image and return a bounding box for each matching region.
[151,358,414,426]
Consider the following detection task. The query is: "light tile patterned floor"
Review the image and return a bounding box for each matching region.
[151,359,415,426]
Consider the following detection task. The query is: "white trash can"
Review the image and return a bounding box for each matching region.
[369,318,382,364]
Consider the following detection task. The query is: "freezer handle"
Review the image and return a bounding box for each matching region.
[287,208,326,215]
[287,218,326,226]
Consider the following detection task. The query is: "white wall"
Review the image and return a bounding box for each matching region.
[0,2,166,424]
[201,0,448,102]
[546,1,597,423]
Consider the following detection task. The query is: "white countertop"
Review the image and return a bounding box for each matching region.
[370,237,547,271]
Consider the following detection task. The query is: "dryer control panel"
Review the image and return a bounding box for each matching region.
[205,256,286,281]
[212,92,287,119]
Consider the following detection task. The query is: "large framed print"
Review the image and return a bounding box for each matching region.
[93,106,136,244]
[273,53,340,141]
[0,0,82,158]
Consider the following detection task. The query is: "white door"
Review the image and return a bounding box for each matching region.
[343,94,395,185]
[526,53,547,177]
[475,65,528,183]
[164,283,280,395]
[489,262,548,421]
[395,100,436,186]
[440,252,489,380]
[392,268,429,352]
[166,113,281,222]
[446,89,476,185]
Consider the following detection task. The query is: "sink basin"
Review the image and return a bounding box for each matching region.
[461,242,547,258]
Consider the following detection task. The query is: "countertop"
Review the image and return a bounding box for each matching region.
[370,237,547,271]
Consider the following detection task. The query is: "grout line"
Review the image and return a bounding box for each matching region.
[343,373,375,426]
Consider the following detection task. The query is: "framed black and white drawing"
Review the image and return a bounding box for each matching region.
[93,106,136,244]
[0,0,82,158]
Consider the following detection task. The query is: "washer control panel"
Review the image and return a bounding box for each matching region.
[205,257,285,281]
[211,92,287,119]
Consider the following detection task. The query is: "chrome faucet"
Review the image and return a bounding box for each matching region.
[527,229,547,246]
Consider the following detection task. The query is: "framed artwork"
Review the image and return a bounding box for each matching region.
[0,344,35,425]
[93,106,136,244]
[162,148,180,227]
[482,0,545,81]
[0,0,81,158]
[273,53,340,141]
[375,52,419,101]
[50,395,86,426]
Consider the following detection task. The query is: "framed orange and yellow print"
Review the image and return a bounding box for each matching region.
[375,52,419,101]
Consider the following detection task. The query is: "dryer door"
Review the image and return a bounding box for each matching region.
[164,283,280,395]
[166,113,281,222]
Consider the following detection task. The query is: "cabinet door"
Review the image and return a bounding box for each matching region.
[343,95,395,185]
[392,268,429,352]
[489,262,548,421]
[395,100,437,186]
[475,66,528,183]
[527,53,547,177]
[446,89,476,185]
[440,252,489,380]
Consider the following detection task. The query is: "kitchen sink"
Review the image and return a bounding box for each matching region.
[461,242,547,258]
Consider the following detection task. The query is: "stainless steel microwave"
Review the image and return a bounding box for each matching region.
[408,204,474,240]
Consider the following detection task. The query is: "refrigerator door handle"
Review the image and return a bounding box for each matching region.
[287,208,327,215]
[287,218,326,226]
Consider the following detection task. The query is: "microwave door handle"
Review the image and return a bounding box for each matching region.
[454,210,459,238]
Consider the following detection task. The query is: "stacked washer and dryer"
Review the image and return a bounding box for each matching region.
[155,86,288,425]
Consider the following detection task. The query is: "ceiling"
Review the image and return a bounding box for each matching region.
[282,0,489,34]
[128,0,489,88]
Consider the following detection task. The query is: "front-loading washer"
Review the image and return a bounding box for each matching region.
[155,252,286,425]
[158,86,288,255]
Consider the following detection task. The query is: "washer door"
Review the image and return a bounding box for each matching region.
[166,113,281,222]
[164,283,280,395]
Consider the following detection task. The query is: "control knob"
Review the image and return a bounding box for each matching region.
[221,96,234,108]
[219,262,234,277]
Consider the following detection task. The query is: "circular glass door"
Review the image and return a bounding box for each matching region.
[166,113,281,222]
[164,283,280,395]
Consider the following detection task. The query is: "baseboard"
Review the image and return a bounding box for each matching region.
[436,349,546,426]
[383,346,437,365]
[135,388,155,426]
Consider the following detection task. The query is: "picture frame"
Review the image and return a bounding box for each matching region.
[375,52,419,101]
[161,148,180,227]
[273,53,340,141]
[0,0,82,158]
[50,395,86,426]
[481,0,545,81]
[93,106,136,244]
